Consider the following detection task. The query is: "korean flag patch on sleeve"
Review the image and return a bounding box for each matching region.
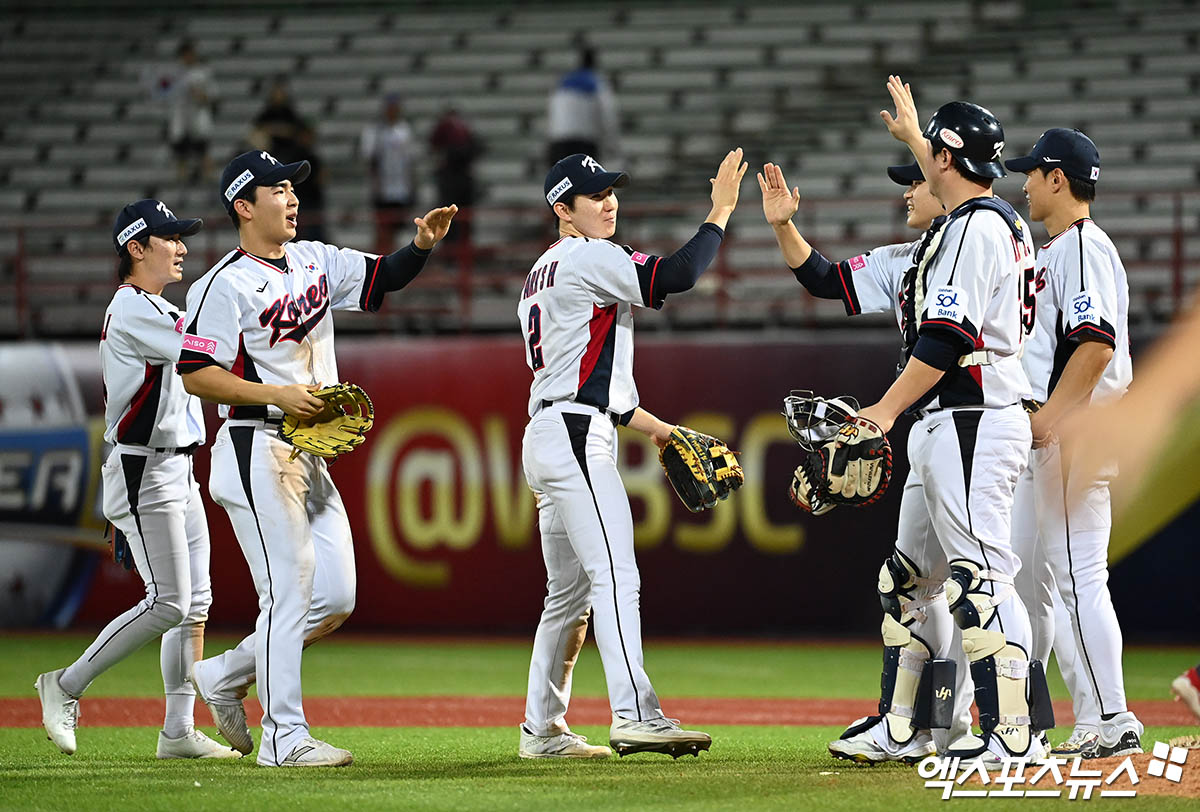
[929,285,968,324]
[1069,291,1099,326]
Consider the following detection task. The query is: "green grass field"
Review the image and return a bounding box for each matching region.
[2,635,1197,810]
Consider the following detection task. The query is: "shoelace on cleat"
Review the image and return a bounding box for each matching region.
[64,700,79,730]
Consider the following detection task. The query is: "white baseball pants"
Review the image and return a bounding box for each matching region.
[521,402,663,735]
[60,447,211,723]
[205,422,356,767]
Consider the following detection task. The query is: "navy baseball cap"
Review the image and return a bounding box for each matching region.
[1004,128,1100,183]
[544,153,629,208]
[112,199,202,255]
[887,162,924,185]
[220,150,311,212]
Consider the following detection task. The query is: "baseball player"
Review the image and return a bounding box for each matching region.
[761,158,986,762]
[782,77,1046,766]
[517,149,746,759]
[177,150,456,767]
[1006,129,1142,757]
[35,200,239,760]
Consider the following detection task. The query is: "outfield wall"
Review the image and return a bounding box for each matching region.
[2,337,1194,638]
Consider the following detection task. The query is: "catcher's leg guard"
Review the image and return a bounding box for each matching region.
[948,559,1036,756]
[1028,658,1056,732]
[875,552,955,743]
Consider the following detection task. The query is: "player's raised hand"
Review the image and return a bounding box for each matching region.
[413,204,459,250]
[273,383,326,419]
[709,147,748,212]
[758,163,801,226]
[880,75,923,145]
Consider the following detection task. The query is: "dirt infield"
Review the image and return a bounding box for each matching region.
[0,696,1191,729]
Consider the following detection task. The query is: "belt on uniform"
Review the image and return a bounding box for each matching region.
[153,443,199,455]
[910,404,1017,421]
[540,399,620,427]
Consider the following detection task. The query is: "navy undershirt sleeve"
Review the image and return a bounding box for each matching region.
[650,223,725,296]
[359,241,432,311]
[790,250,843,300]
[911,332,962,371]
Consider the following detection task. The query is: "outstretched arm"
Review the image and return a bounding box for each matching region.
[362,205,460,308]
[880,75,933,181]
[759,162,811,267]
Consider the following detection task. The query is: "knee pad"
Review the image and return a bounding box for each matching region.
[878,550,943,624]
[962,627,1034,755]
[947,559,1014,630]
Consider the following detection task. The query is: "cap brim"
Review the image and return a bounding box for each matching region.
[886,163,924,185]
[150,217,203,238]
[259,160,312,187]
[1003,155,1039,173]
[573,170,629,196]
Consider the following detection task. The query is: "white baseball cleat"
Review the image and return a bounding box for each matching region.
[1171,669,1200,723]
[190,660,253,755]
[1050,726,1100,758]
[157,729,243,759]
[35,669,79,755]
[518,725,612,759]
[828,716,935,765]
[609,714,711,758]
[949,730,1047,769]
[278,737,353,767]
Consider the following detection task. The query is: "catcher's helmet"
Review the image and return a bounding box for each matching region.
[923,101,1007,179]
[782,390,859,451]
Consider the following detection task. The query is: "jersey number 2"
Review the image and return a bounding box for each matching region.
[527,304,545,371]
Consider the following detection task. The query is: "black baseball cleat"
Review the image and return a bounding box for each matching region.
[610,715,711,758]
[1088,730,1143,759]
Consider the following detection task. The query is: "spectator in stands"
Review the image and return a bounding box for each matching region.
[293,124,329,244]
[360,94,418,254]
[429,106,482,243]
[546,47,620,166]
[249,78,306,163]
[157,41,217,183]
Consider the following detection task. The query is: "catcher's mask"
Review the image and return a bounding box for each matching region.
[782,390,859,452]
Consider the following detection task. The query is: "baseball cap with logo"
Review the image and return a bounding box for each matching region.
[543,153,629,209]
[112,198,203,255]
[1004,128,1101,183]
[219,150,311,213]
[886,162,925,185]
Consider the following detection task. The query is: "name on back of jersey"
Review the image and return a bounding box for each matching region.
[1069,291,1098,326]
[522,261,558,299]
[930,285,968,324]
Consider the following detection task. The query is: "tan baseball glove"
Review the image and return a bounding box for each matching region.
[279,382,375,461]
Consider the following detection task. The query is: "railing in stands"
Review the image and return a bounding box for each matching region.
[1,189,1196,338]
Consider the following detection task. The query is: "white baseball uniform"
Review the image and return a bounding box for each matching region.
[59,284,211,738]
[518,235,679,734]
[836,196,1039,756]
[1014,217,1135,738]
[179,241,384,766]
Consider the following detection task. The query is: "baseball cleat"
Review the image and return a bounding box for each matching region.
[948,731,1046,769]
[1171,668,1200,723]
[518,725,612,759]
[157,729,243,759]
[828,716,935,765]
[278,737,353,767]
[190,660,253,755]
[1090,730,1143,759]
[609,714,711,758]
[1050,727,1099,758]
[35,669,79,755]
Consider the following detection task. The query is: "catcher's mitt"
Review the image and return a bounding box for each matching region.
[659,426,744,512]
[789,451,836,516]
[820,416,893,506]
[279,383,374,461]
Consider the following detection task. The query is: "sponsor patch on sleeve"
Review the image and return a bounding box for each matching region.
[1069,291,1098,326]
[182,334,219,356]
[629,251,649,265]
[174,316,184,334]
[929,285,968,323]
[847,254,867,272]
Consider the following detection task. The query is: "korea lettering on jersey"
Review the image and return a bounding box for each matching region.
[1020,218,1131,403]
[517,237,665,417]
[177,241,381,418]
[832,200,1035,410]
[101,284,204,447]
